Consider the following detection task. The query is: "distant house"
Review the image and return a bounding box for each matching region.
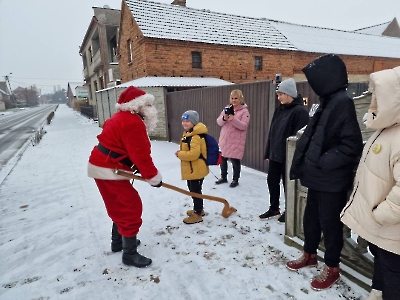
[117,0,400,84]
[0,82,11,110]
[79,6,121,106]
[38,95,50,105]
[0,85,8,111]
[0,85,10,111]
[354,17,400,38]
[67,82,86,108]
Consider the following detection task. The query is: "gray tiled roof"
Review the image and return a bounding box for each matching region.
[271,20,400,58]
[354,22,390,35]
[126,0,400,59]
[126,0,296,50]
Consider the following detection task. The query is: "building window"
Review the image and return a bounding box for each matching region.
[255,56,262,71]
[94,80,98,100]
[192,52,202,69]
[88,46,93,64]
[127,39,133,64]
[88,83,92,100]
[99,76,104,90]
[110,35,118,62]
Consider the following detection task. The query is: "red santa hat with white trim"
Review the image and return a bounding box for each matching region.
[115,86,155,112]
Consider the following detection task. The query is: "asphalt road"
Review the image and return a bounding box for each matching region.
[0,105,57,170]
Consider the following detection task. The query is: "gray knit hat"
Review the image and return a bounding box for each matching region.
[276,78,297,98]
[181,110,199,125]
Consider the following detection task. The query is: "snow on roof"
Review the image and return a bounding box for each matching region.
[125,0,296,51]
[68,82,85,97]
[127,0,400,59]
[354,22,390,35]
[96,77,232,92]
[270,21,400,58]
[118,76,233,88]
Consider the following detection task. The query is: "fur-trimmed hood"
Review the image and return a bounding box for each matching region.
[367,66,400,130]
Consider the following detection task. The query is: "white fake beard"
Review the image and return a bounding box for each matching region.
[139,105,158,132]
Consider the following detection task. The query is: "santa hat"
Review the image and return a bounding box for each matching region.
[115,86,155,112]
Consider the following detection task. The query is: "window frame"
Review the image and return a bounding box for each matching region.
[192,51,202,69]
[127,39,133,64]
[254,56,263,71]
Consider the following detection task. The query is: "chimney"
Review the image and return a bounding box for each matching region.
[171,0,186,6]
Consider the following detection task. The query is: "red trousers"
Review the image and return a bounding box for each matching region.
[94,179,143,237]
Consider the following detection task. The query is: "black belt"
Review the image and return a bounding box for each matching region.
[97,143,134,168]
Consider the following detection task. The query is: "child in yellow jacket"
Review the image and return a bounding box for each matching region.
[175,110,209,224]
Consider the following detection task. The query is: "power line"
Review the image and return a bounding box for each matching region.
[11,77,83,81]
[9,80,64,88]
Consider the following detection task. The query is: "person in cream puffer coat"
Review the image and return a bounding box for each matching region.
[341,66,400,300]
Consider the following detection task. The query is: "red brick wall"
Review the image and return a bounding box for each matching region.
[118,3,148,81]
[119,3,400,84]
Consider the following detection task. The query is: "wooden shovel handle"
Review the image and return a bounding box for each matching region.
[114,168,237,218]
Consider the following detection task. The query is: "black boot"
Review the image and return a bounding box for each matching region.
[111,223,122,252]
[215,177,228,184]
[122,236,152,268]
[111,223,140,252]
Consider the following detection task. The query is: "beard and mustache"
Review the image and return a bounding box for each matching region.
[137,104,158,132]
[115,92,159,132]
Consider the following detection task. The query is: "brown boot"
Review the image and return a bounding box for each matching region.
[186,209,205,216]
[286,252,318,271]
[311,264,340,291]
[183,213,203,224]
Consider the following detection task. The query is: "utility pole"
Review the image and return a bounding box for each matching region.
[4,73,17,108]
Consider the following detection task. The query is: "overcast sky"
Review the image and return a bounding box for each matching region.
[0,0,399,94]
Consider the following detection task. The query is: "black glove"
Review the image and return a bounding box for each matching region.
[152,181,162,188]
[224,105,235,115]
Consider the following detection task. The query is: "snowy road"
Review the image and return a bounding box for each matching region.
[0,105,57,169]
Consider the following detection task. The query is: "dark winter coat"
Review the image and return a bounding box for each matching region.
[264,95,309,163]
[290,54,363,192]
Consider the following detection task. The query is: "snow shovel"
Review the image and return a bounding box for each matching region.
[113,168,237,218]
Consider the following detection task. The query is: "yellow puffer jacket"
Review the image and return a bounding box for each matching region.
[178,122,210,180]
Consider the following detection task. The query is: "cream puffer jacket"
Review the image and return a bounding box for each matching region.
[341,66,400,255]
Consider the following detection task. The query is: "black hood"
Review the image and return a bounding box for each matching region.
[302,54,348,97]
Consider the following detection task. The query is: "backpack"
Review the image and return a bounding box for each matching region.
[187,134,222,166]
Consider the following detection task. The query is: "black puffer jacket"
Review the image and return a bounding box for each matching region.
[290,54,363,192]
[264,95,309,163]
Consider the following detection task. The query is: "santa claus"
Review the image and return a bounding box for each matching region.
[88,86,162,268]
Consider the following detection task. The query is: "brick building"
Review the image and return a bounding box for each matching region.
[117,0,400,84]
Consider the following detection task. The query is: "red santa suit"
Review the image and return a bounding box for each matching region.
[88,86,162,237]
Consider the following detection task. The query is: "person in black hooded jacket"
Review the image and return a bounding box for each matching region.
[259,78,309,223]
[285,54,363,291]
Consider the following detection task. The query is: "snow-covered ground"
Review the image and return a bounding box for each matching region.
[0,104,368,299]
